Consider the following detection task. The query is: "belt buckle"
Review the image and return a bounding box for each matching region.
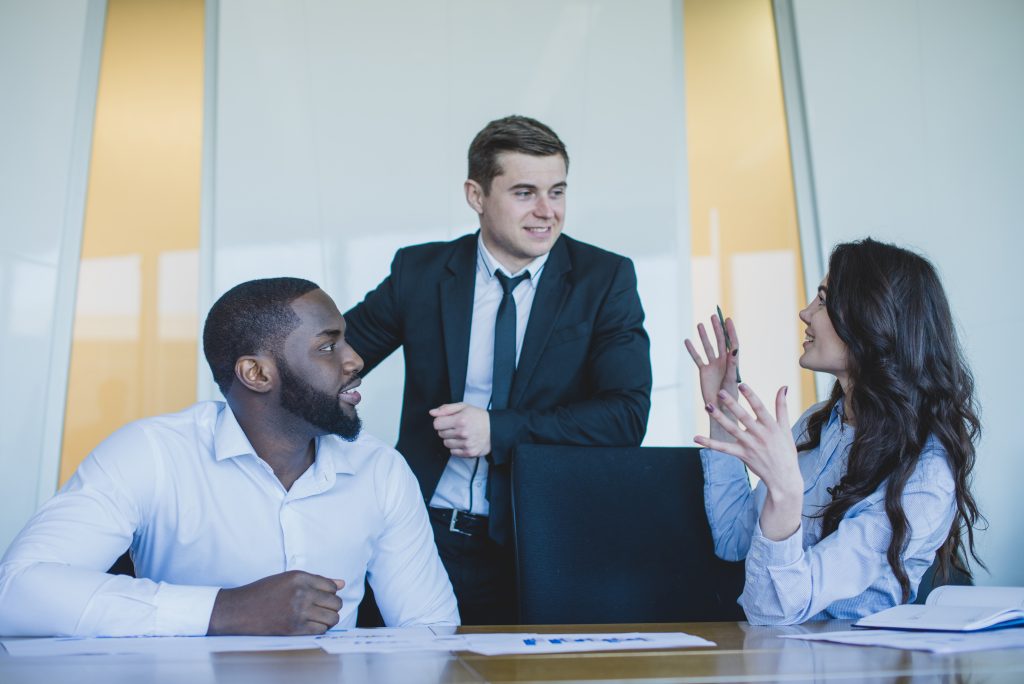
[449,509,474,537]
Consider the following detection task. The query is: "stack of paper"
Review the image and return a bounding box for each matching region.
[777,587,1024,654]
[781,628,1024,654]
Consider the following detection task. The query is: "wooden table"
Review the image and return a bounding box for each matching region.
[3,621,1023,683]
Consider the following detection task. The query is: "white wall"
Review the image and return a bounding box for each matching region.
[0,1,105,551]
[205,0,695,447]
[788,0,1024,584]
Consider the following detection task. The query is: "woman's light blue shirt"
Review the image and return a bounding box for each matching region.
[701,399,957,625]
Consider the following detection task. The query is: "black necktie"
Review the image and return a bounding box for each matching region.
[490,271,530,410]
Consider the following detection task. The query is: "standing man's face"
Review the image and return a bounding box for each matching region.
[466,152,567,273]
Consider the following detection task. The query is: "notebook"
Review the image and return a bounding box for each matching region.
[854,586,1024,632]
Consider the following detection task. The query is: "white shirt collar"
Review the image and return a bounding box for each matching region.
[213,402,355,475]
[213,404,256,461]
[477,234,550,281]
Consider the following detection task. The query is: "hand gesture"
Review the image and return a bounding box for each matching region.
[685,314,741,407]
[208,570,344,636]
[694,384,803,541]
[685,314,741,440]
[430,403,491,457]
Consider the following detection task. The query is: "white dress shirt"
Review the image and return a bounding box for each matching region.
[0,401,459,636]
[429,238,549,515]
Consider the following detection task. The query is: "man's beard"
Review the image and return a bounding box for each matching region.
[277,356,361,441]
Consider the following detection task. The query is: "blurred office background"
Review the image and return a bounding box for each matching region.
[1,0,1021,584]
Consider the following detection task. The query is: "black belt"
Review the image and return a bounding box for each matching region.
[429,507,489,537]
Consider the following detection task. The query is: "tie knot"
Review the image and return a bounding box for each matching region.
[495,270,530,296]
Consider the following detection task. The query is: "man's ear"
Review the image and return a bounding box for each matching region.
[464,179,485,215]
[234,355,275,394]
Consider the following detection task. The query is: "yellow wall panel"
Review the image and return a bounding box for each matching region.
[684,0,816,410]
[60,0,204,486]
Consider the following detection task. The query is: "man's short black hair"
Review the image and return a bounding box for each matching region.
[203,277,320,395]
[468,115,569,193]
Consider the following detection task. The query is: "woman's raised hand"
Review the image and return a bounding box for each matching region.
[684,314,741,406]
[694,383,803,541]
[685,314,741,440]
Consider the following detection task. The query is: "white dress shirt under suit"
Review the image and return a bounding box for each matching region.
[429,239,548,515]
[0,401,459,636]
[701,399,956,625]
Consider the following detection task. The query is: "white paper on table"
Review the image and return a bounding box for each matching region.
[781,628,1024,653]
[3,628,715,658]
[315,627,465,654]
[460,632,716,656]
[1,635,322,657]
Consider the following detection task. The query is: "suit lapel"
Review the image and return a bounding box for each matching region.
[440,236,478,402]
[509,237,572,407]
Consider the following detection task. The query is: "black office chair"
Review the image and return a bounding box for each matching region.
[511,445,745,624]
[914,557,973,604]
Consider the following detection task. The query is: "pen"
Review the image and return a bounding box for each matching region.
[716,305,741,383]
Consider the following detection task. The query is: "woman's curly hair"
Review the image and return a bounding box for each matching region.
[797,238,984,601]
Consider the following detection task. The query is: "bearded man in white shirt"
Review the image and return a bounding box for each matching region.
[0,277,459,637]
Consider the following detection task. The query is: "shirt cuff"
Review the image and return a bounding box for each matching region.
[699,447,748,483]
[747,520,804,568]
[153,583,221,635]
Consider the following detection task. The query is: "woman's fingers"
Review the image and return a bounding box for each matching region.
[691,312,740,366]
[724,346,740,384]
[693,434,746,460]
[697,322,716,361]
[725,316,740,349]
[707,401,756,448]
[716,390,762,436]
[700,381,799,489]
[710,314,727,357]
[775,386,791,429]
[738,383,774,425]
[683,338,704,366]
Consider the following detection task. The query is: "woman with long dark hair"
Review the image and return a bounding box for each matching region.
[686,238,983,624]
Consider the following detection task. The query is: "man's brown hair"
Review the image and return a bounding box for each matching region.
[467,115,569,194]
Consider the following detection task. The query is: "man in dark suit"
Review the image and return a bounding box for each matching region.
[344,115,652,624]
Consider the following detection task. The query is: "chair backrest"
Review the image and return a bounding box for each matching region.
[512,444,745,624]
[107,550,135,577]
[914,558,973,604]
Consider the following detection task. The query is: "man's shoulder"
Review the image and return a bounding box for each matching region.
[397,233,476,260]
[73,402,221,488]
[102,401,221,449]
[559,233,631,269]
[401,231,476,250]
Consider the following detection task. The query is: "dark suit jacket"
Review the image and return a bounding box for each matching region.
[344,232,652,543]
